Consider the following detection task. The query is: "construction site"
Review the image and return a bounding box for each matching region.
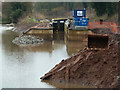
[13,9,120,88]
[1,2,120,88]
[39,9,120,88]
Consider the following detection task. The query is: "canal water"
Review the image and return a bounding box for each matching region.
[1,25,87,88]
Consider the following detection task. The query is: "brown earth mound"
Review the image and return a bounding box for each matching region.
[41,33,120,88]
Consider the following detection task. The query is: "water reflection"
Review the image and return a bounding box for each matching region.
[2,30,20,53]
[24,41,53,53]
[43,80,93,88]
[2,29,88,88]
[2,30,87,56]
[64,31,87,56]
[65,40,86,56]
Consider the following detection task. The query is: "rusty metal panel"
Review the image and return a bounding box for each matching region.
[88,34,109,50]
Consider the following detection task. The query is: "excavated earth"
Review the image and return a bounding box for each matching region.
[41,29,120,88]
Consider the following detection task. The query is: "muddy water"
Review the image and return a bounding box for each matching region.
[1,25,87,88]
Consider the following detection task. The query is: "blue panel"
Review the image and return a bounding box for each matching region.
[75,18,79,26]
[74,18,89,26]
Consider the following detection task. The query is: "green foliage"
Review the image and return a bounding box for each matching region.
[34,2,88,18]
[91,2,107,16]
[34,2,87,12]
[10,9,23,23]
[106,2,118,17]
[2,2,33,24]
[118,2,120,25]
[2,2,118,24]
[91,2,118,17]
[2,18,11,24]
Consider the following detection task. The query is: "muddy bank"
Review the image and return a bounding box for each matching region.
[41,31,120,88]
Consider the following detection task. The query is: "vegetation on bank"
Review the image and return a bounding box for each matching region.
[2,2,32,24]
[2,2,118,24]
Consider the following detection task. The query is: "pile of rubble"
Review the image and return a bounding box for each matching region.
[12,35,44,46]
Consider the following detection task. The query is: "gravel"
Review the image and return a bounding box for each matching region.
[12,35,44,46]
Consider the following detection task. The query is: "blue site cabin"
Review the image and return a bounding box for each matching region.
[73,9,89,27]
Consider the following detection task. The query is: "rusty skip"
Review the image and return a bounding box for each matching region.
[88,34,109,50]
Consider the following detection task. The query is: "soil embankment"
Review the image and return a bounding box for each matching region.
[41,29,120,88]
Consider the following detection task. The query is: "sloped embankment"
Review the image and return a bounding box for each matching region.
[41,33,120,88]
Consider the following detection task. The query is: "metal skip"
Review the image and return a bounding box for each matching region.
[88,34,109,50]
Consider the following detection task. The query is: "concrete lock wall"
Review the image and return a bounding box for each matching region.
[26,29,53,40]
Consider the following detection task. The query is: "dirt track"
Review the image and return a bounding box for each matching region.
[41,30,120,88]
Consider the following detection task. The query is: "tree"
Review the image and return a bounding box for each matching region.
[106,2,117,17]
[2,2,33,23]
[91,2,107,16]
[91,2,118,17]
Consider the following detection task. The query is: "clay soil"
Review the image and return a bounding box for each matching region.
[41,29,120,88]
